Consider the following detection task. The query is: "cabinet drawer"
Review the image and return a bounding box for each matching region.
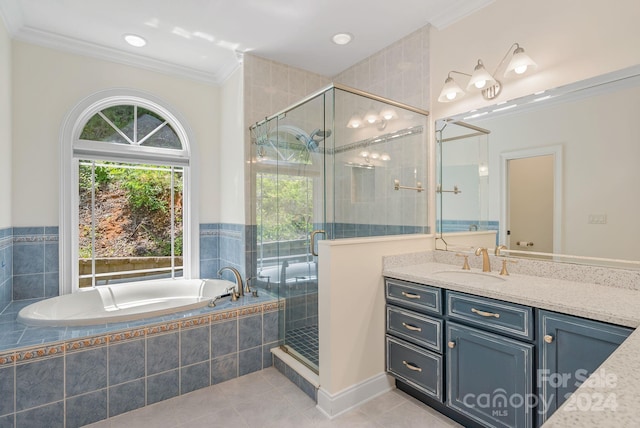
[385,278,441,315]
[446,291,534,340]
[387,306,442,353]
[386,335,442,401]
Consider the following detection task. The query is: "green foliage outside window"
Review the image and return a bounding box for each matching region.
[257,173,313,242]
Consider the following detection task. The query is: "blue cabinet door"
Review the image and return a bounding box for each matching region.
[537,310,632,425]
[447,322,534,428]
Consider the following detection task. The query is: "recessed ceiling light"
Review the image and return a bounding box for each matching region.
[332,33,353,45]
[124,34,147,47]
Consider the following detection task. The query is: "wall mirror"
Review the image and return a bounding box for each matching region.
[436,64,640,268]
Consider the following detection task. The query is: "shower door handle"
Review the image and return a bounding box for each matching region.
[310,230,326,256]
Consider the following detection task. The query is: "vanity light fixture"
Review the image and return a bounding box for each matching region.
[123,34,147,47]
[347,114,363,128]
[380,108,397,120]
[438,42,537,103]
[438,73,468,102]
[364,108,378,124]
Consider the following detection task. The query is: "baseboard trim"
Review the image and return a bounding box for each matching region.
[316,372,394,419]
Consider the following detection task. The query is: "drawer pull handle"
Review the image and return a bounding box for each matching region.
[402,322,422,332]
[401,291,421,299]
[544,334,554,344]
[471,308,500,318]
[402,361,422,372]
[448,341,456,349]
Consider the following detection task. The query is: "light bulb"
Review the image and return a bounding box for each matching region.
[364,109,378,124]
[514,65,528,74]
[446,91,457,101]
[347,114,362,129]
[380,108,396,120]
[474,80,487,89]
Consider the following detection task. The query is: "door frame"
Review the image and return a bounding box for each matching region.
[500,145,563,253]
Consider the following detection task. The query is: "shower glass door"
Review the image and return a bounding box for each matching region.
[254,90,333,374]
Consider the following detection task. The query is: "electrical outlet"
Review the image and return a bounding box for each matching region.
[588,214,607,224]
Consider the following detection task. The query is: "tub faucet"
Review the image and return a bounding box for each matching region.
[475,247,491,272]
[218,267,245,298]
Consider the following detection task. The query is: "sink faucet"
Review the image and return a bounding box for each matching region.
[474,247,491,272]
[217,266,245,298]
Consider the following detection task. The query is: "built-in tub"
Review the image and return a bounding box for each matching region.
[257,261,317,287]
[17,278,234,327]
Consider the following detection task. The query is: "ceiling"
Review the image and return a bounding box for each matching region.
[0,0,493,84]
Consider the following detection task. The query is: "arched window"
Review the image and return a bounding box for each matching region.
[60,90,198,294]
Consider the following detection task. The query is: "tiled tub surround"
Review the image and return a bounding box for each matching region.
[383,250,640,428]
[6,223,247,303]
[199,223,247,282]
[0,228,12,312]
[0,295,280,428]
[10,227,59,301]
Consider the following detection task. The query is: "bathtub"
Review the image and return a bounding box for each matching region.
[257,261,317,287]
[17,278,234,327]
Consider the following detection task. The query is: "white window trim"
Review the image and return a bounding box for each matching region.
[60,89,200,294]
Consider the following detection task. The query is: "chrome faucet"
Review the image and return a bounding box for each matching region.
[475,247,491,272]
[217,266,245,298]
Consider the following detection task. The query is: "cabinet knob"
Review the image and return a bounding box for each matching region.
[448,341,456,349]
[544,334,554,344]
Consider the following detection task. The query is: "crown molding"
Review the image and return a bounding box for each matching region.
[12,25,234,86]
[429,0,495,30]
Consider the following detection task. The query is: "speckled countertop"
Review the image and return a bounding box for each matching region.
[382,251,640,428]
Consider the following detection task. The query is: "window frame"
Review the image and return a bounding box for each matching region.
[60,89,199,294]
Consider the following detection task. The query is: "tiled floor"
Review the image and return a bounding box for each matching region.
[85,367,462,428]
[285,324,319,367]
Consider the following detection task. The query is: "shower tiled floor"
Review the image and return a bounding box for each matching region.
[85,366,462,428]
[285,324,318,368]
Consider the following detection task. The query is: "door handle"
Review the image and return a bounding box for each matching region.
[310,230,326,256]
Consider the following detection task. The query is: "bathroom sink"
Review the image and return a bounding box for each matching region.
[431,270,506,284]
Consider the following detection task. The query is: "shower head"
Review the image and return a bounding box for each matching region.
[311,129,332,139]
[306,129,332,151]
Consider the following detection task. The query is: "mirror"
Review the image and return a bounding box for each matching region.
[436,64,640,268]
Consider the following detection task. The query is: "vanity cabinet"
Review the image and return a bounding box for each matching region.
[536,309,632,425]
[446,292,534,428]
[385,278,632,428]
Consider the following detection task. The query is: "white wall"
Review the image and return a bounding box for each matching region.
[11,41,221,226]
[0,17,11,228]
[318,235,433,397]
[430,0,640,120]
[219,67,246,224]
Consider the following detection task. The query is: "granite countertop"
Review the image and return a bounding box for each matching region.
[383,257,640,428]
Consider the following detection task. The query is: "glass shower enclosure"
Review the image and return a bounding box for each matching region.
[250,84,429,374]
